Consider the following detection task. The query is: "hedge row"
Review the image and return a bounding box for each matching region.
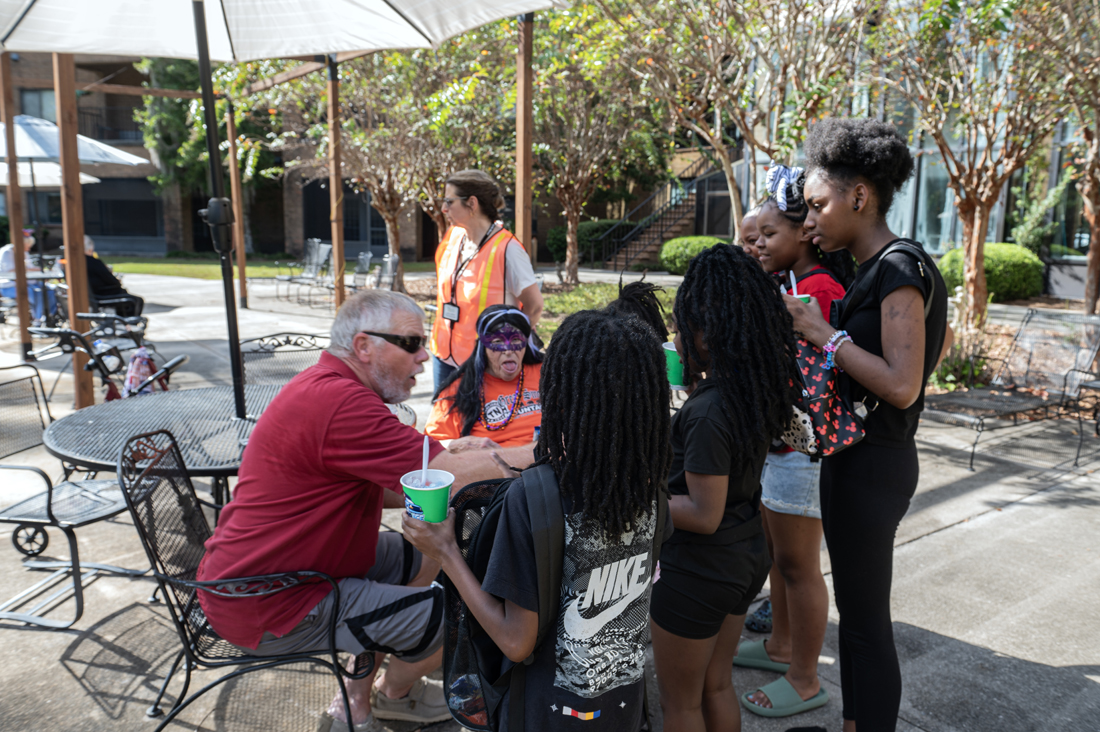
[937,242,1043,302]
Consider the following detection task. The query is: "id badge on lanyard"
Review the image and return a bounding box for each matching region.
[445,225,497,324]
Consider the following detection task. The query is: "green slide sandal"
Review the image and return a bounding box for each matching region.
[740,677,829,718]
[731,639,790,674]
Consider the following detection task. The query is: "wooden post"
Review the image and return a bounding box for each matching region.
[1,53,31,361]
[327,55,346,307]
[516,13,535,264]
[53,53,93,408]
[226,103,248,309]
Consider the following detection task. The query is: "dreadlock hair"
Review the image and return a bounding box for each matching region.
[433,304,542,437]
[604,278,669,341]
[537,309,672,537]
[763,170,857,289]
[674,244,800,464]
[803,117,914,217]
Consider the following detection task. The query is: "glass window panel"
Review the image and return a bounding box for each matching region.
[915,157,954,254]
[886,175,915,239]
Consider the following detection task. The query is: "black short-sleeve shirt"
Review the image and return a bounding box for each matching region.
[664,376,770,541]
[833,241,948,446]
[482,475,660,731]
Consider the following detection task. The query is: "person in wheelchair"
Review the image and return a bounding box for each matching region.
[84,236,144,317]
[1,229,58,326]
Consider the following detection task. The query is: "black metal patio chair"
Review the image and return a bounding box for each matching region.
[923,309,1100,469]
[116,430,373,730]
[0,363,142,628]
[240,332,330,387]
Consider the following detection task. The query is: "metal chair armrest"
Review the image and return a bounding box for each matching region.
[132,354,189,394]
[0,465,57,523]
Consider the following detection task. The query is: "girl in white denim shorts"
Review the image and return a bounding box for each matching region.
[732,165,853,719]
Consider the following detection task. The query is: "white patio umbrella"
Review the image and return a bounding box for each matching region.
[0,0,566,419]
[0,115,145,262]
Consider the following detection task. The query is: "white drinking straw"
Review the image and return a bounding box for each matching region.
[789,271,799,297]
[421,435,430,486]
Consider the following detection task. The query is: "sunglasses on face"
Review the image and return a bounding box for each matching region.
[361,331,424,354]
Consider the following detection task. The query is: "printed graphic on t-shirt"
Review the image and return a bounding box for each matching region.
[553,506,655,698]
[482,387,541,425]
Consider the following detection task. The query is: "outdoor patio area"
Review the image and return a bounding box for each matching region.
[1,272,1098,732]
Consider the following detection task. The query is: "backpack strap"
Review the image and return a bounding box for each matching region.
[509,462,565,731]
[837,240,935,327]
[796,265,842,287]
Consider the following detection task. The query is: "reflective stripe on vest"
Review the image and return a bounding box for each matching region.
[430,226,523,365]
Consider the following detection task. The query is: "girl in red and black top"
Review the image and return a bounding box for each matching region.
[732,165,855,720]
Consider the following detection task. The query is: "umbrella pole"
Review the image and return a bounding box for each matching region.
[193,0,246,420]
[1,53,32,360]
[28,159,44,266]
[327,55,345,308]
[516,12,535,265]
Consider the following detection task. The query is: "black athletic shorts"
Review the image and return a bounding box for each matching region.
[649,532,770,639]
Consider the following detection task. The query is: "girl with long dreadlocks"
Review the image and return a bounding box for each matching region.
[785,118,949,732]
[426,304,542,448]
[649,244,800,732]
[405,309,672,731]
[732,164,850,719]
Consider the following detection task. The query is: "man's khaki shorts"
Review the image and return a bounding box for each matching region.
[249,531,443,663]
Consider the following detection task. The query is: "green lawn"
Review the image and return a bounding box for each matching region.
[539,282,676,340]
[102,256,436,280]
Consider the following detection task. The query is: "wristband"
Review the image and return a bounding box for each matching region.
[823,330,852,371]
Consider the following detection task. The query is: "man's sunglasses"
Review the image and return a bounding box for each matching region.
[361,331,425,354]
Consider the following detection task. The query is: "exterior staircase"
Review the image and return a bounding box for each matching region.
[598,156,713,271]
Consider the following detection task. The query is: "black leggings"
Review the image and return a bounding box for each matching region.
[820,439,918,732]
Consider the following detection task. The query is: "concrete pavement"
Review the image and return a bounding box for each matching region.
[0,273,1097,731]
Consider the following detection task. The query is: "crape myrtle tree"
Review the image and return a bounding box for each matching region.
[531,5,665,284]
[595,0,871,240]
[1018,1,1100,313]
[876,0,1063,327]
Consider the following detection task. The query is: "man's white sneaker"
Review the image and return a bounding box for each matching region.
[317,711,382,732]
[371,677,451,723]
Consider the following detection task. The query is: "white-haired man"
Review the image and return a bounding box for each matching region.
[198,290,535,731]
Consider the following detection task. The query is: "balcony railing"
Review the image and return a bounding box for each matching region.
[78,106,143,143]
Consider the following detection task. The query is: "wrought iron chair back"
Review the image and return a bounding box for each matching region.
[115,430,372,728]
[350,251,374,291]
[993,310,1100,398]
[240,333,330,386]
[0,363,51,461]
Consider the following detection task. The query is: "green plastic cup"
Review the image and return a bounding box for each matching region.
[796,294,812,304]
[663,341,685,390]
[401,469,454,523]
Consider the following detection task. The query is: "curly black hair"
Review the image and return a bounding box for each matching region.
[674,244,800,465]
[433,304,542,437]
[803,117,914,216]
[604,279,669,341]
[763,171,857,288]
[537,309,672,537]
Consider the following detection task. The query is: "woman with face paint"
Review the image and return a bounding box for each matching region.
[426,304,542,448]
[782,119,950,732]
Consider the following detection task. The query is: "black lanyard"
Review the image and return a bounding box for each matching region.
[448,223,498,305]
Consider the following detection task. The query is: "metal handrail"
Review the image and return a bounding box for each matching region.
[598,155,714,265]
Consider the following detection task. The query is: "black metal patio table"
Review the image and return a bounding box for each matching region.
[42,385,281,503]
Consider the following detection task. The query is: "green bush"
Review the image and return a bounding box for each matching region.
[937,242,1043,302]
[660,236,730,275]
[546,219,624,263]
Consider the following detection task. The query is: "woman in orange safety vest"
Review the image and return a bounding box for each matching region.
[430,170,543,392]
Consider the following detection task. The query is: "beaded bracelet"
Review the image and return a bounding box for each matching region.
[823,330,852,371]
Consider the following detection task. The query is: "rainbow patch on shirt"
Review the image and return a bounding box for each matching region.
[563,707,600,720]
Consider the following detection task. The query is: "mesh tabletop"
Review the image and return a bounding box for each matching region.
[924,389,1053,428]
[43,386,281,476]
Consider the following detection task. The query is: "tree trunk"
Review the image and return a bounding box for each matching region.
[746,142,757,212]
[1080,177,1100,314]
[383,211,407,293]
[564,204,581,286]
[962,201,992,328]
[718,145,743,242]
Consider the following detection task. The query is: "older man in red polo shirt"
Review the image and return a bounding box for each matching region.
[198,289,536,731]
